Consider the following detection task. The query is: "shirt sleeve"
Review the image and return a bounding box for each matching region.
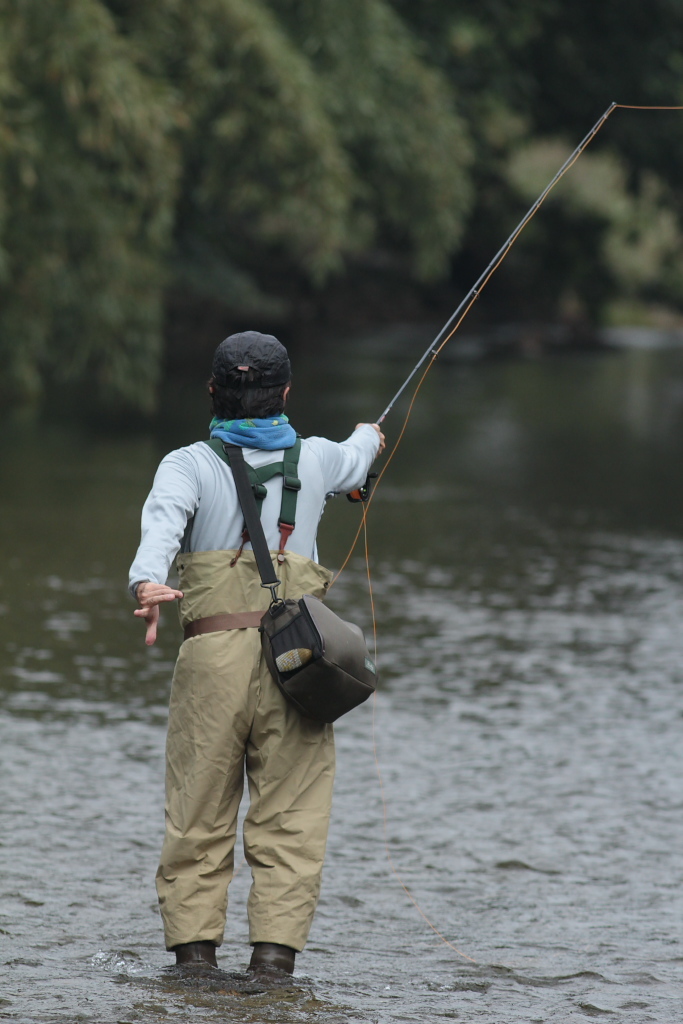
[128,448,201,597]
[309,425,380,495]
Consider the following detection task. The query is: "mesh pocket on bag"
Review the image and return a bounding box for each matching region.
[268,606,322,679]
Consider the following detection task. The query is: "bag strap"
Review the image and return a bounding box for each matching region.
[222,443,282,603]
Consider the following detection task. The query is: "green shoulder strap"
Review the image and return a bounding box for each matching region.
[204,438,302,531]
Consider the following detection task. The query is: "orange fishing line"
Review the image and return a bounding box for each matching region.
[614,104,683,109]
[362,513,478,963]
[330,101,683,962]
[332,101,683,577]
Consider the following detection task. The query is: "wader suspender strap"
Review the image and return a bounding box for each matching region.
[277,442,301,557]
[204,438,302,564]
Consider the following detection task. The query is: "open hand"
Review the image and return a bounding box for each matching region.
[134,582,184,646]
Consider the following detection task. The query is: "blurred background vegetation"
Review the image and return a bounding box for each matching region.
[2,0,683,413]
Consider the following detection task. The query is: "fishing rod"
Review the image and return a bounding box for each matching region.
[348,99,683,510]
[348,102,619,503]
[375,101,618,427]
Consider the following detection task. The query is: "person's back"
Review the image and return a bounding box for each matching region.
[129,332,383,973]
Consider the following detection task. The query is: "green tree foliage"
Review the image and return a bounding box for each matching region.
[0,0,176,409]
[392,0,683,322]
[111,0,354,286]
[507,141,683,319]
[0,0,471,409]
[3,0,683,411]
[271,0,471,279]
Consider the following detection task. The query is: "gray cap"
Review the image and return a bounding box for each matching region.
[211,331,291,388]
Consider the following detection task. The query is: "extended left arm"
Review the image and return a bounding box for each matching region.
[129,449,200,644]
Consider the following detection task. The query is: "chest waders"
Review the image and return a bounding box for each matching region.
[159,439,336,958]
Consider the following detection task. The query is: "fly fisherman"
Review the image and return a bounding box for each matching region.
[129,331,385,974]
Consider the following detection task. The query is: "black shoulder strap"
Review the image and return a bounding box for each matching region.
[223,443,281,595]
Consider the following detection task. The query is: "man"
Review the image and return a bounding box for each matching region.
[129,331,384,973]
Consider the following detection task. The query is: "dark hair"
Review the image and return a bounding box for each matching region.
[210,367,289,419]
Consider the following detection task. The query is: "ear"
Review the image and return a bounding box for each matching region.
[283,384,291,403]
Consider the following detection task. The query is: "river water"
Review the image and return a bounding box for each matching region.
[1,332,683,1023]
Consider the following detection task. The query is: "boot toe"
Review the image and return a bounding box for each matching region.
[173,941,218,967]
[248,942,295,974]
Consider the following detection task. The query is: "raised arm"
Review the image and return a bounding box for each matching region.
[312,423,385,496]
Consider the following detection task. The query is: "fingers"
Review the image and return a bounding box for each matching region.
[133,595,164,646]
[132,605,160,645]
[145,615,158,646]
[355,422,386,454]
[371,424,386,454]
[143,591,182,606]
[136,583,184,609]
[138,584,184,600]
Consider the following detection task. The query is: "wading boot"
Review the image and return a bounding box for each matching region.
[248,942,295,974]
[174,941,218,967]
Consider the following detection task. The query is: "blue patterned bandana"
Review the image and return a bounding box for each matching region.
[209,415,297,450]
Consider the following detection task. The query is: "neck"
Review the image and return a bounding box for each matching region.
[215,410,284,419]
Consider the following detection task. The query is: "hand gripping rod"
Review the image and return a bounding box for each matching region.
[375,102,618,426]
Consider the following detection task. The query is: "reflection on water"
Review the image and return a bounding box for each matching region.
[2,340,683,1022]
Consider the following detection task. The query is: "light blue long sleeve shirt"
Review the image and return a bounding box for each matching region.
[128,426,379,596]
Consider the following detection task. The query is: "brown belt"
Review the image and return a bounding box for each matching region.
[183,611,264,640]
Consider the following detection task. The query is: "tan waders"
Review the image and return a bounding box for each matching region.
[156,549,335,954]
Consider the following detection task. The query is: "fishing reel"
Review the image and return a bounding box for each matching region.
[346,472,377,503]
